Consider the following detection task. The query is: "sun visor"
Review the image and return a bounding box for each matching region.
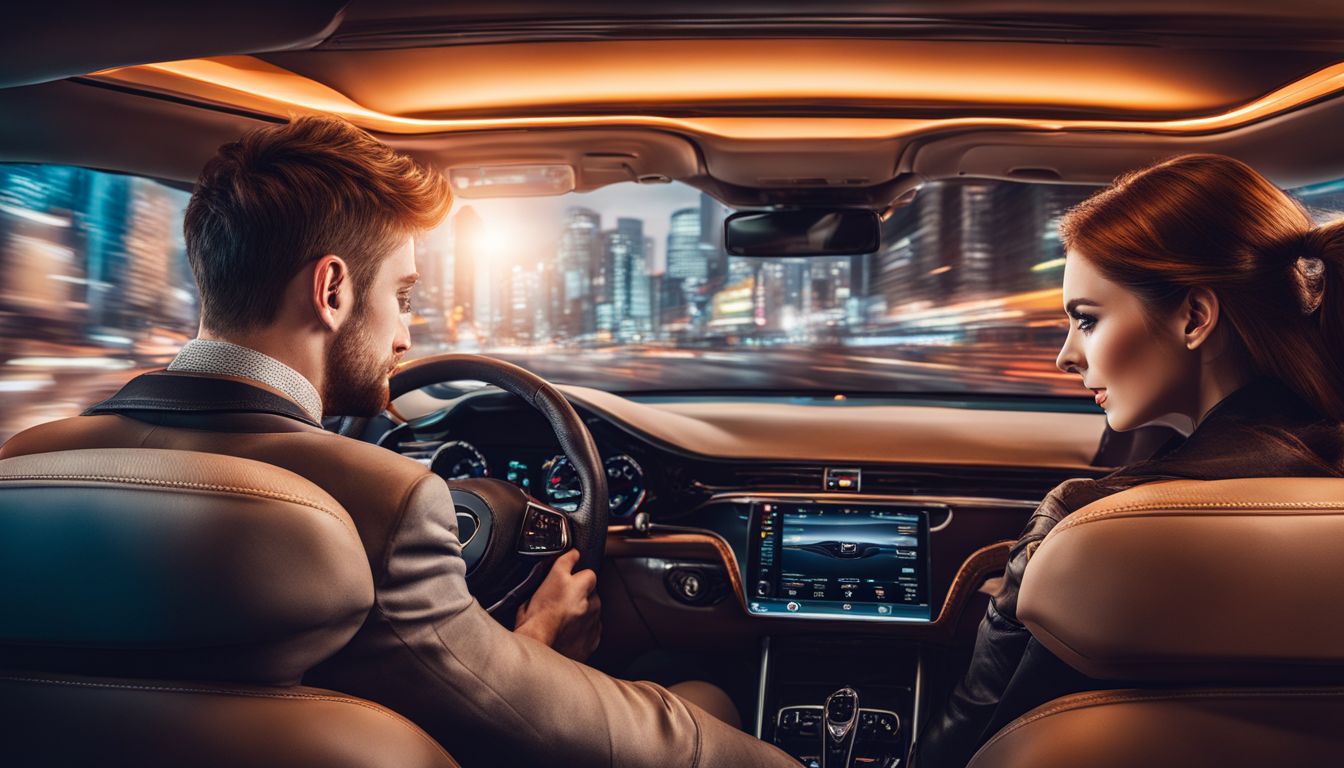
[0,1,344,88]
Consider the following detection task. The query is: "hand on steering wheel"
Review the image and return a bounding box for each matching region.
[343,353,609,619]
[513,549,602,661]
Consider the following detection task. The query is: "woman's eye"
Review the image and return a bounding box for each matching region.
[399,295,413,313]
[1076,314,1097,333]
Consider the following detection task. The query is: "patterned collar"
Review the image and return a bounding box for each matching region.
[167,338,323,423]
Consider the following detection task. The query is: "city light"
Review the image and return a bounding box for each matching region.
[24,163,1344,442]
[0,203,70,228]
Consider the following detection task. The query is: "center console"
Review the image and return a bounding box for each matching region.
[758,636,917,768]
[745,501,935,766]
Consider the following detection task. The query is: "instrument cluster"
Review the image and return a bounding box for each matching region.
[379,424,647,518]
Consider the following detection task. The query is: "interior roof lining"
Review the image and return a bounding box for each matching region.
[6,70,1344,204]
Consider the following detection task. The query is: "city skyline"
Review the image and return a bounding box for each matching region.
[6,160,1344,443]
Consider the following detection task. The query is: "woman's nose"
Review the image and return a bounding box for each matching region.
[1056,333,1082,375]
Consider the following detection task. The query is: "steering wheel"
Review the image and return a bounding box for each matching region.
[339,353,609,618]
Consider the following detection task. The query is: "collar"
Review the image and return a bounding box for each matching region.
[1194,376,1318,428]
[1113,376,1334,483]
[168,339,323,423]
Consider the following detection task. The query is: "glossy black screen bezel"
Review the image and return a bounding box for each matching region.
[745,500,933,622]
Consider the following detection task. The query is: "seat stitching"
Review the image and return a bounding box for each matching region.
[0,675,457,762]
[980,687,1344,752]
[0,474,351,535]
[1058,500,1344,532]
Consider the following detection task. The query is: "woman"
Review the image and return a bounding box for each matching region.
[916,153,1344,767]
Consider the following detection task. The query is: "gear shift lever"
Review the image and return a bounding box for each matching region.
[822,686,859,768]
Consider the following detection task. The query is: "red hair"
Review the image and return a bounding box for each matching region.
[1060,154,1344,420]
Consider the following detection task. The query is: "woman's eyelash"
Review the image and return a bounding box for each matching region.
[399,294,413,312]
[1071,312,1097,332]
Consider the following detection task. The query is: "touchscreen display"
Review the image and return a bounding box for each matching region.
[747,501,931,621]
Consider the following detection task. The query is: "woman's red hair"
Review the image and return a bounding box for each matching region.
[1060,154,1344,420]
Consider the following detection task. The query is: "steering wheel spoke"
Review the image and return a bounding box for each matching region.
[518,501,571,556]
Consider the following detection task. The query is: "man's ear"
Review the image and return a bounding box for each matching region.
[311,254,351,331]
[1182,286,1220,351]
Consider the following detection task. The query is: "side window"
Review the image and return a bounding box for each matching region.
[0,165,195,441]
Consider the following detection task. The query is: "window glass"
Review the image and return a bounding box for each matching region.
[5,163,1337,441]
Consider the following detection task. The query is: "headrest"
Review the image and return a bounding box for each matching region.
[0,448,373,685]
[1020,478,1344,683]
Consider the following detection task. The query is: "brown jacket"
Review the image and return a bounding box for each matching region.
[0,371,797,768]
[917,376,1344,767]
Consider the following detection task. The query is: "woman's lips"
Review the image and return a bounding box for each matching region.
[1092,388,1108,407]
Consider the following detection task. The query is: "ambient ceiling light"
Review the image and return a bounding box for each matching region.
[95,55,1344,140]
[448,164,576,198]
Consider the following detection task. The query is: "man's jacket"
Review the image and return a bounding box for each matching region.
[0,370,797,768]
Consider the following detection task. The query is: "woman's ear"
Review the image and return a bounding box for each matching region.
[311,254,350,331]
[1182,286,1220,351]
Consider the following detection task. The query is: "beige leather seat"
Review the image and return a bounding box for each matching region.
[968,478,1344,767]
[0,448,459,767]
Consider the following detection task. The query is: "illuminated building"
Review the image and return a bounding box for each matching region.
[601,218,651,340]
[558,207,600,337]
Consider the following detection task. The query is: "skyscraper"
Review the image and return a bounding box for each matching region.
[558,207,600,337]
[666,207,706,281]
[602,218,650,340]
[451,206,482,326]
[698,192,729,282]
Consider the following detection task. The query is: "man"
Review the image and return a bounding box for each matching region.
[0,116,795,768]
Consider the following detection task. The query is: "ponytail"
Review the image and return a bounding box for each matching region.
[1287,220,1344,417]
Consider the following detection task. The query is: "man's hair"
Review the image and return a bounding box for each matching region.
[184,116,452,334]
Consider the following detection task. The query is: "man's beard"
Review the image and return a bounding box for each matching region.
[323,310,398,418]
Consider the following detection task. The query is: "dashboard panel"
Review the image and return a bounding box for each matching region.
[364,384,1112,638]
[376,395,658,519]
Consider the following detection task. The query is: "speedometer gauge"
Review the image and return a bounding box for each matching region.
[542,455,581,512]
[543,454,646,517]
[429,440,489,481]
[604,455,647,518]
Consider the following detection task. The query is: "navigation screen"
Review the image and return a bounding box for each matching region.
[747,502,931,621]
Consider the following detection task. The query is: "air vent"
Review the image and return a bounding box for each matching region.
[702,462,1106,501]
[729,465,825,491]
[859,465,1102,500]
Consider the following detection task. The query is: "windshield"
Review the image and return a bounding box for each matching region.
[5,164,1343,441]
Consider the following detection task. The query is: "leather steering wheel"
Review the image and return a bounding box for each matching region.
[341,353,609,616]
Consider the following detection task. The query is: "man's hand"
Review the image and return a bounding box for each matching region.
[514,549,602,662]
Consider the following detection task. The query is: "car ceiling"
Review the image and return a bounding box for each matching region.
[4,1,1344,207]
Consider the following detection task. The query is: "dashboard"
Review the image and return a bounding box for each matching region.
[368,383,1111,632]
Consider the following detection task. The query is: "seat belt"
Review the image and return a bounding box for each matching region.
[83,371,324,433]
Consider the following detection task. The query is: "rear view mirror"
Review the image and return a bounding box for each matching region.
[724,209,880,257]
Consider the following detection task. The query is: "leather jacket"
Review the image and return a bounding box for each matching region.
[916,377,1344,768]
